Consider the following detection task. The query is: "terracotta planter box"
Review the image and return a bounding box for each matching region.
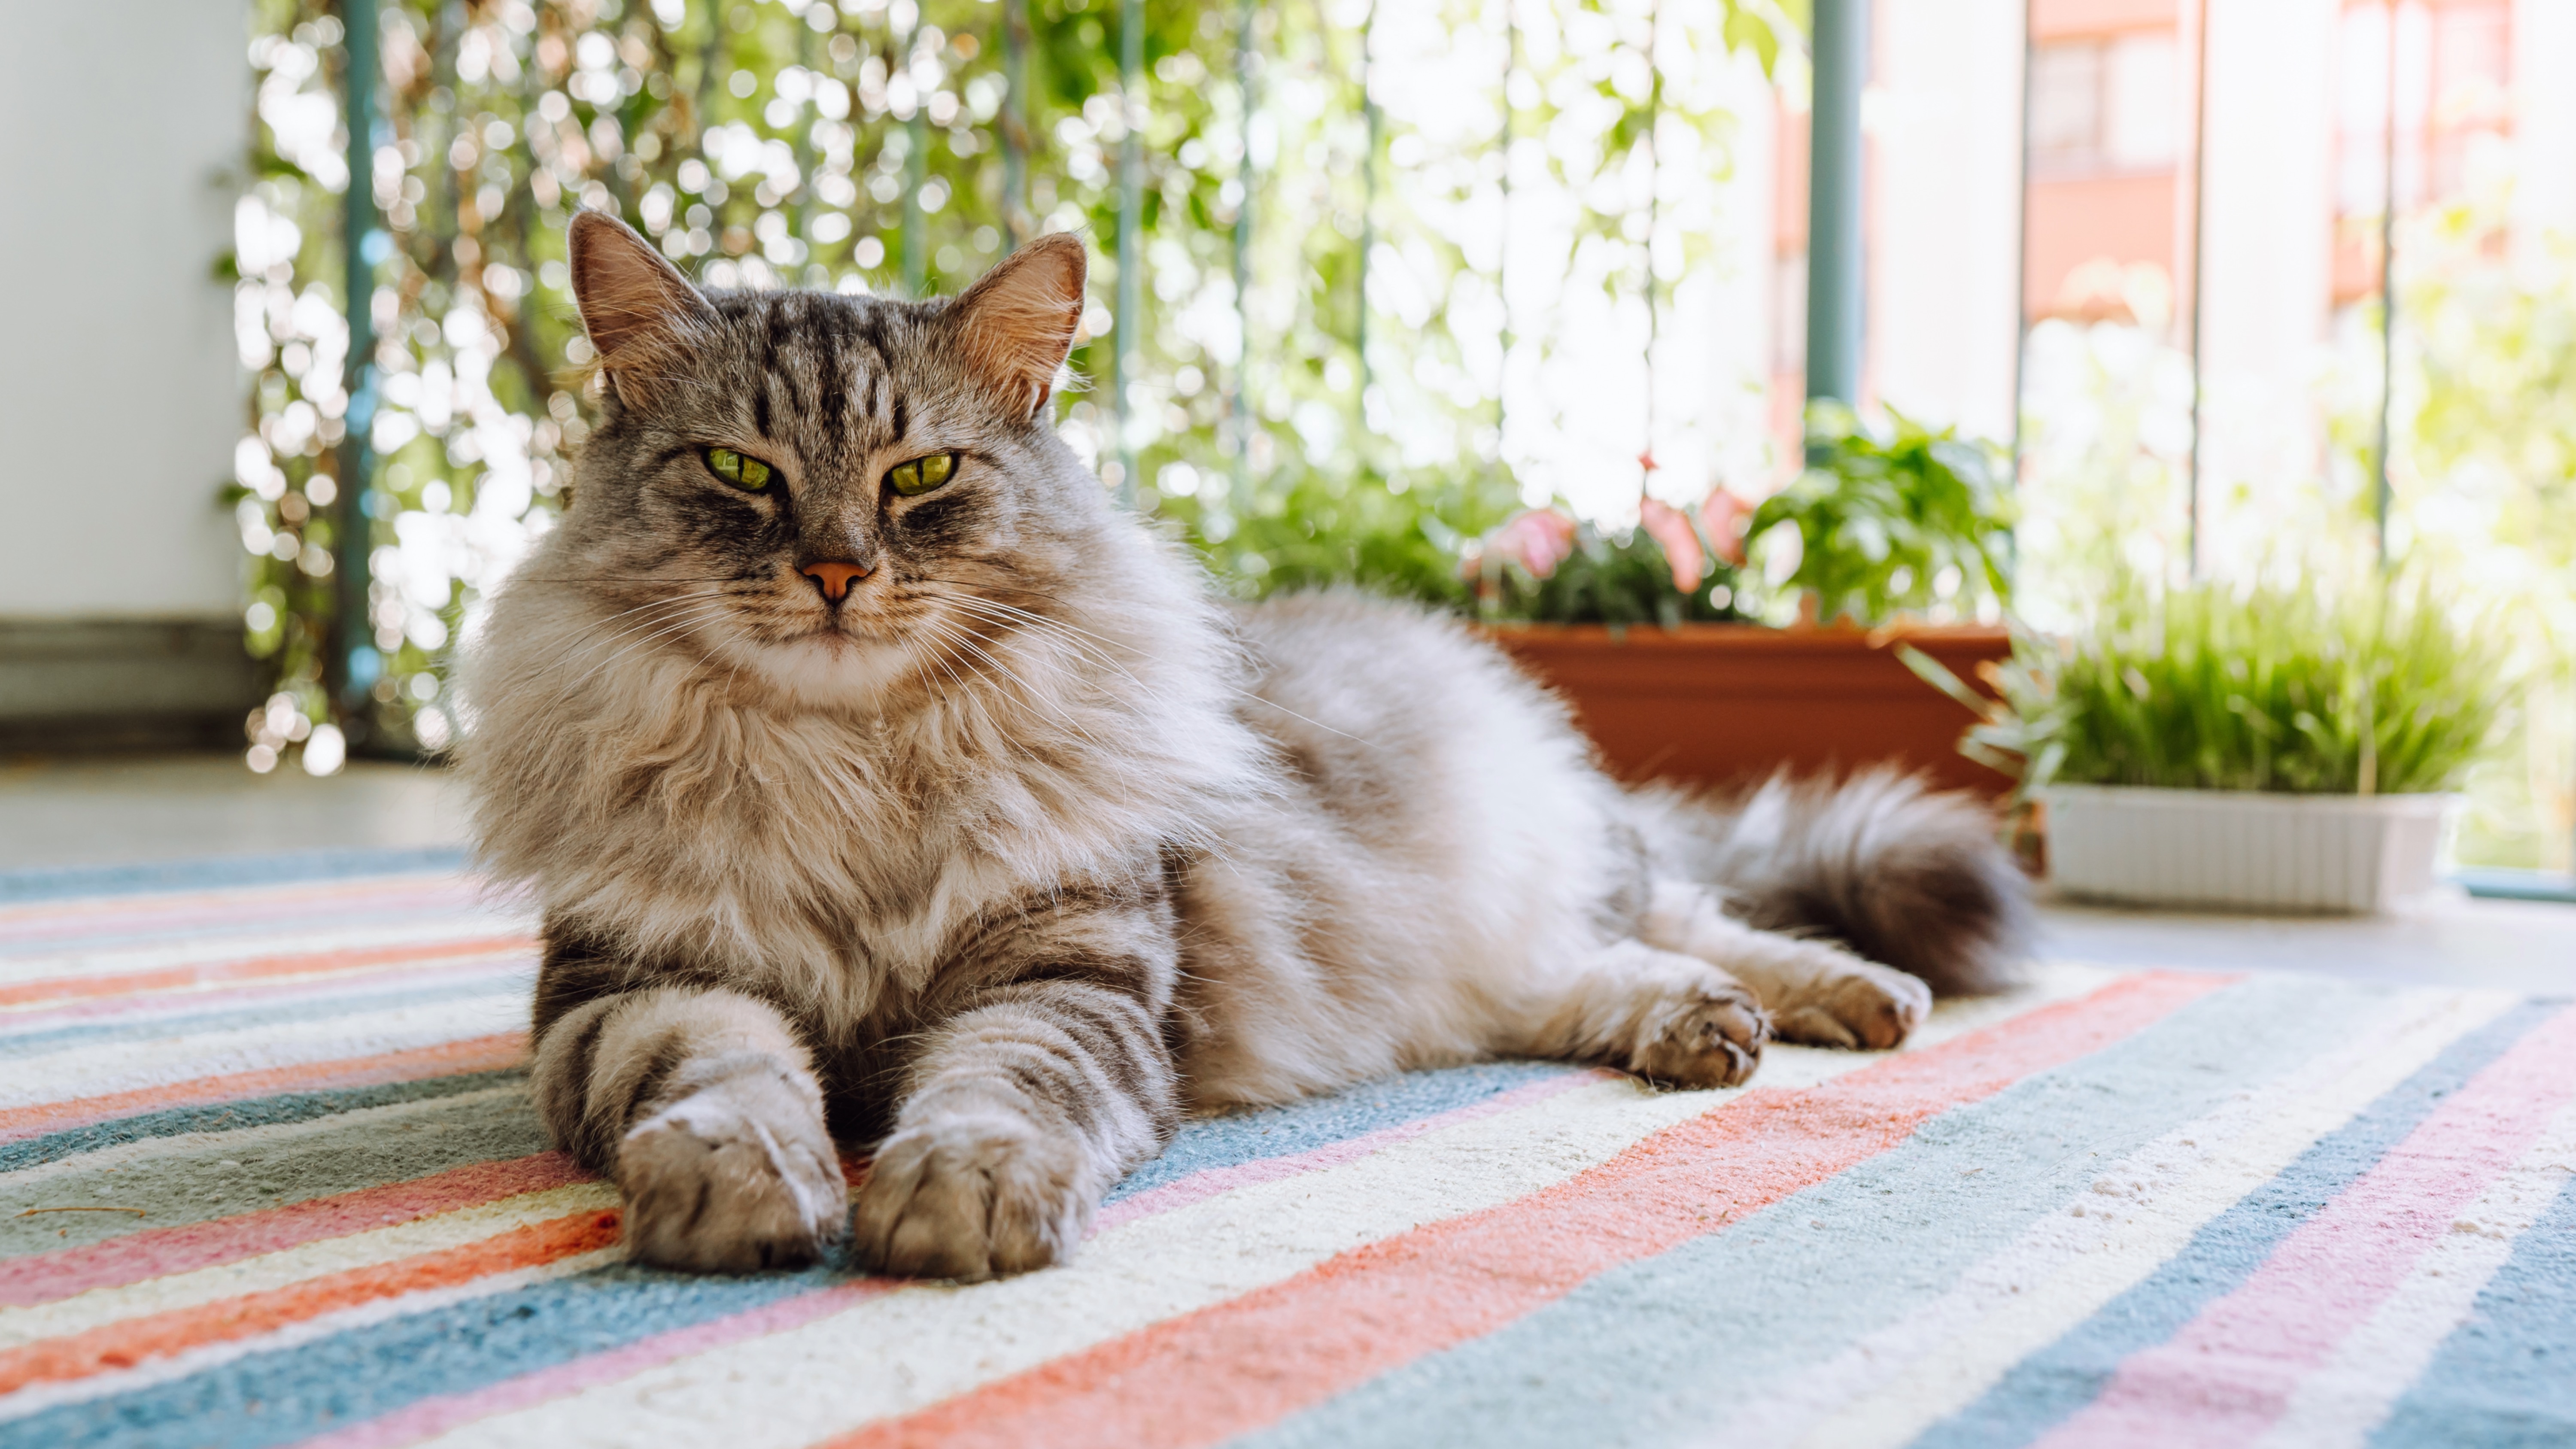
[1487,623,2015,796]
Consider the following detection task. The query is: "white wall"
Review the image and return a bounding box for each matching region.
[0,0,248,620]
[1866,0,2026,444]
[2196,0,2338,511]
[2512,0,2576,258]
[1706,49,1779,494]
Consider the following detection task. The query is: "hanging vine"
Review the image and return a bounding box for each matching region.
[231,0,1793,772]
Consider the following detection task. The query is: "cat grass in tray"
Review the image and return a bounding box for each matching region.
[454,211,2029,1280]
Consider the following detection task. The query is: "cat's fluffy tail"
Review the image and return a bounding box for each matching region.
[1630,768,2032,996]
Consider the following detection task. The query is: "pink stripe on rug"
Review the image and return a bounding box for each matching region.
[2031,1001,2576,1449]
[0,1033,528,1146]
[1094,1070,1610,1233]
[292,1278,902,1449]
[0,936,536,1010]
[3,1153,593,1309]
[275,1077,1614,1447]
[0,954,532,1033]
[0,881,488,949]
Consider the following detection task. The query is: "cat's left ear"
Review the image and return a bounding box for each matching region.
[944,233,1087,419]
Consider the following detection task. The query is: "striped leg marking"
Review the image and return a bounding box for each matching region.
[534,986,847,1273]
[853,906,1181,1282]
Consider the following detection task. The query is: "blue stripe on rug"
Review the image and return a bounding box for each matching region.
[3,1263,838,1449]
[1105,1060,1577,1204]
[1,1096,550,1261]
[0,847,471,905]
[0,972,532,1055]
[1229,974,2406,1449]
[2369,1164,2576,1448]
[0,1060,1581,1449]
[1899,995,2561,1449]
[0,1069,529,1177]
[0,909,517,965]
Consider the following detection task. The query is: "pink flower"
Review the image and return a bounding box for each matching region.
[1638,496,1706,594]
[1698,486,1752,566]
[1482,508,1578,580]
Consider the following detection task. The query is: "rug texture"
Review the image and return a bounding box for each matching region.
[3,855,2572,1449]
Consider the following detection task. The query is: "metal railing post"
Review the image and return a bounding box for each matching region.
[1230,0,1256,510]
[1002,0,1032,244]
[332,0,382,730]
[901,11,927,296]
[1803,0,1866,414]
[1114,0,1143,504]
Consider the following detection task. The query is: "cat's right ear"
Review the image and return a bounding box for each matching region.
[945,233,1088,419]
[567,210,717,408]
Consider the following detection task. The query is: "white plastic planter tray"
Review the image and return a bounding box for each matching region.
[2039,784,2451,915]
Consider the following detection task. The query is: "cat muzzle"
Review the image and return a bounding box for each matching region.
[799,560,873,603]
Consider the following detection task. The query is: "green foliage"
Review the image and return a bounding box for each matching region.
[1155,460,1519,611]
[234,0,1797,769]
[2394,218,2576,868]
[1152,461,1744,626]
[1902,577,2508,799]
[2294,201,2576,867]
[1492,516,1745,628]
[2376,216,2576,585]
[1749,403,2015,627]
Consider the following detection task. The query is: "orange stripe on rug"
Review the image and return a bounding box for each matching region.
[0,1032,529,1144]
[0,1209,623,1394]
[5,1152,594,1308]
[831,970,2233,1449]
[0,935,537,1010]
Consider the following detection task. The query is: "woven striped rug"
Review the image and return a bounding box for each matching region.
[3,857,2571,1449]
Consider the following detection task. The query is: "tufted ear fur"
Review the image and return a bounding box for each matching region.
[567,209,720,407]
[944,233,1087,419]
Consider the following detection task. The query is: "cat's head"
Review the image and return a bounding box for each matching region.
[541,210,1104,707]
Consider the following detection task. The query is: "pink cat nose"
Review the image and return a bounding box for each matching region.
[800,561,871,602]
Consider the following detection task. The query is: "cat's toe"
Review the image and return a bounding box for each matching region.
[851,1118,1088,1281]
[1771,958,1930,1051]
[617,1083,847,1274]
[1634,984,1770,1089]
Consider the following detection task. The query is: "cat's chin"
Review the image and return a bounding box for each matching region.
[732,630,923,712]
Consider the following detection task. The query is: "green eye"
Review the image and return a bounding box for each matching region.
[704,447,773,490]
[887,452,956,497]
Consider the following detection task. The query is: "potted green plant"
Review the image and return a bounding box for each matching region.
[1903,577,2507,913]
[1163,408,2021,794]
[1476,407,2020,794]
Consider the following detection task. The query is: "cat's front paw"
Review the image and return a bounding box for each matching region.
[1768,952,1931,1051]
[851,1117,1090,1281]
[1633,982,1771,1089]
[617,1072,848,1273]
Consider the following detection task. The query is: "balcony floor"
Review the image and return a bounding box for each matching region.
[4,753,2571,995]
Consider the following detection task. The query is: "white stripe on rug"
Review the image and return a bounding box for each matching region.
[2249,1091,2576,1449]
[1,1085,529,1192]
[387,980,2112,1449]
[0,922,533,993]
[0,996,527,1109]
[1769,987,2519,1449]
[0,879,500,951]
[0,1246,620,1427]
[0,1181,619,1350]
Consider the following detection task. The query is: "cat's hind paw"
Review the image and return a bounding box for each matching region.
[1765,954,1931,1051]
[851,1117,1090,1281]
[617,1073,848,1273]
[1631,982,1770,1089]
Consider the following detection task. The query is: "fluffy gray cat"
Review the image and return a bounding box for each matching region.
[455,212,2027,1280]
